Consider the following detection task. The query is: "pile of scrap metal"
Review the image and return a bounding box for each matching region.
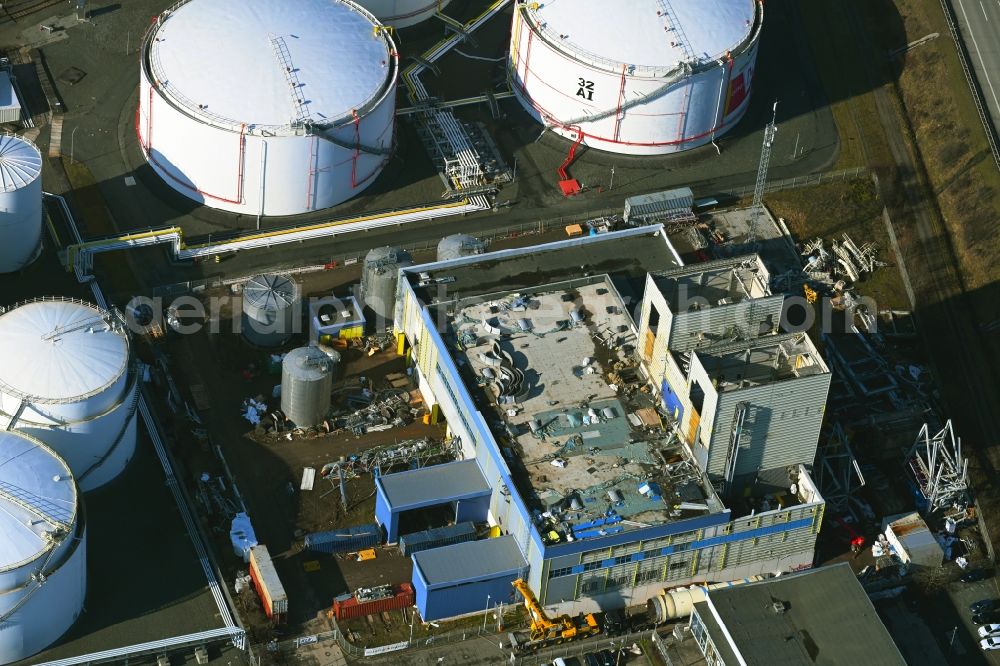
[319,437,460,480]
[801,234,886,285]
[336,388,415,435]
[361,331,395,355]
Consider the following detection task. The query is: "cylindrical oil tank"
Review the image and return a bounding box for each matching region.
[355,0,452,28]
[138,0,398,216]
[647,576,764,623]
[281,346,334,428]
[509,0,763,155]
[0,134,42,273]
[436,233,485,262]
[361,246,412,323]
[0,298,138,492]
[0,431,86,665]
[242,273,298,348]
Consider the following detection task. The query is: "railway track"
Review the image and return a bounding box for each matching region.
[1,0,65,24]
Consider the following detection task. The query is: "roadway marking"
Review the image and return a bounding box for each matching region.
[982,1,989,20]
[957,0,1000,123]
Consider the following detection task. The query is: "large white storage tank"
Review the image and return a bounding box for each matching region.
[508,0,763,155]
[138,0,398,216]
[356,0,452,28]
[0,431,86,665]
[0,134,42,273]
[0,298,138,492]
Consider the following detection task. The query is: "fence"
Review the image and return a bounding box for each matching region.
[975,497,997,563]
[939,0,1000,172]
[721,166,870,199]
[650,631,675,666]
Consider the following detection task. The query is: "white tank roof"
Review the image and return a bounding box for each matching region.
[0,299,129,403]
[148,0,394,130]
[0,431,76,572]
[0,134,42,192]
[528,0,756,72]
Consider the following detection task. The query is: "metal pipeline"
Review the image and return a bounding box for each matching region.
[646,576,765,623]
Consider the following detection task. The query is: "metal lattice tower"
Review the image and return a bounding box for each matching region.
[906,420,969,513]
[747,101,779,245]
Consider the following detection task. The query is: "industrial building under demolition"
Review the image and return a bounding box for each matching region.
[375,226,831,621]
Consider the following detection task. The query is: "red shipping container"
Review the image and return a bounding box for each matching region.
[333,583,414,620]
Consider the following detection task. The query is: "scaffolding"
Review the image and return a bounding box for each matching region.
[906,420,968,513]
[747,101,778,245]
[814,423,866,517]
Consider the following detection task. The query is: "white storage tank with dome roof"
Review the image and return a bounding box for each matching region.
[0,431,86,665]
[508,0,763,155]
[138,0,398,216]
[0,298,138,492]
[355,0,452,28]
[0,134,42,273]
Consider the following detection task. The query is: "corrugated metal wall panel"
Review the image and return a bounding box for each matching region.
[706,372,831,477]
[668,296,784,352]
[399,522,477,557]
[419,573,519,621]
[305,523,383,553]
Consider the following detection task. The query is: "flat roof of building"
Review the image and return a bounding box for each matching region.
[404,226,681,311]
[693,332,829,393]
[437,275,723,541]
[375,459,491,511]
[651,255,771,313]
[702,563,907,665]
[311,294,365,327]
[412,535,526,589]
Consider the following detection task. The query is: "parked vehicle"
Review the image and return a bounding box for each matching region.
[981,636,1000,651]
[971,598,1000,614]
[972,611,1000,625]
[962,569,994,583]
[977,624,1000,638]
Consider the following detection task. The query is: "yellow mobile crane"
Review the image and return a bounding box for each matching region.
[511,579,599,647]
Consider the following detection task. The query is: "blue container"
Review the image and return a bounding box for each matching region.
[399,522,476,557]
[304,523,383,554]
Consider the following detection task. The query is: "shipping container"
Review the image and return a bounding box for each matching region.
[304,522,383,554]
[399,522,476,557]
[623,187,694,224]
[249,545,288,622]
[332,583,415,620]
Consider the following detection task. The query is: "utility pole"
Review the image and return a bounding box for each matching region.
[747,100,778,247]
[482,594,492,632]
[609,165,615,191]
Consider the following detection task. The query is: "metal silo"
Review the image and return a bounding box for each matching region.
[436,234,485,262]
[0,431,86,665]
[242,273,298,348]
[0,134,42,273]
[0,298,138,492]
[361,246,412,323]
[281,346,334,428]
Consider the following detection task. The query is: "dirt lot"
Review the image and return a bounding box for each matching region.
[765,178,911,311]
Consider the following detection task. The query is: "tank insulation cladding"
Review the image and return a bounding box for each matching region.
[0,431,86,665]
[0,298,138,492]
[139,0,398,215]
[508,0,763,155]
[355,0,452,28]
[0,134,42,273]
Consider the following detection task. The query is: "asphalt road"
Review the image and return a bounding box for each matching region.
[952,0,1000,138]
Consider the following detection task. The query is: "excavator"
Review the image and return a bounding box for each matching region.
[511,579,599,649]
